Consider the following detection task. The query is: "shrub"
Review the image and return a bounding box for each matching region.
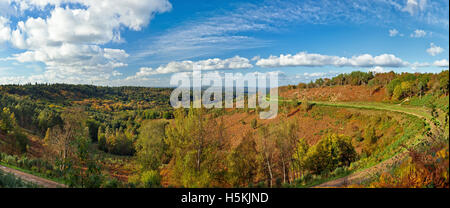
[333,167,348,176]
[162,111,173,119]
[364,126,378,144]
[13,131,28,153]
[300,101,314,112]
[250,118,257,129]
[305,134,357,174]
[101,177,121,188]
[141,170,161,188]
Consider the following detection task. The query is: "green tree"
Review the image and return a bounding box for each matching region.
[292,138,309,180]
[0,107,15,133]
[135,120,169,171]
[165,107,225,187]
[86,119,100,143]
[97,127,107,151]
[37,109,62,135]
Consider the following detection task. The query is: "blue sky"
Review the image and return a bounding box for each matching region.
[0,0,448,86]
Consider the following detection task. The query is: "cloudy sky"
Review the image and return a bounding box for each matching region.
[0,0,448,86]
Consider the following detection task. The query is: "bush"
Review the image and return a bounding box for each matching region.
[101,177,121,188]
[3,154,17,165]
[364,126,378,144]
[141,170,161,188]
[13,131,28,153]
[305,134,357,174]
[250,119,257,129]
[162,111,173,119]
[332,167,348,176]
[300,101,314,112]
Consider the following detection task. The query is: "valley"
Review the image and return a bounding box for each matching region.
[0,70,448,188]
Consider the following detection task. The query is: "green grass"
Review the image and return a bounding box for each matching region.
[311,101,432,120]
[408,94,449,111]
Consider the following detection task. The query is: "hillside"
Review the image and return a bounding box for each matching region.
[0,70,449,188]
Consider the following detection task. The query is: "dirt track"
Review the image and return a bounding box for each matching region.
[0,165,66,188]
[314,152,407,187]
[313,101,436,188]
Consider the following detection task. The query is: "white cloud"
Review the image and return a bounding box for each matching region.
[369,66,387,73]
[410,62,431,70]
[433,59,449,67]
[255,52,407,68]
[403,0,427,15]
[389,29,399,37]
[1,0,172,83]
[0,16,11,43]
[139,0,449,61]
[426,43,444,56]
[251,56,261,61]
[127,56,252,79]
[302,72,328,77]
[410,29,426,38]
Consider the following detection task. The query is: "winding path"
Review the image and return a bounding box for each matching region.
[310,101,437,188]
[0,165,66,188]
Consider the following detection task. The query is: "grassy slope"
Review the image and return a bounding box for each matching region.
[307,101,438,187]
[312,101,432,120]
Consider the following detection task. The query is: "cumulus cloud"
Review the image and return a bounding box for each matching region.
[127,56,252,80]
[389,29,399,37]
[0,0,172,83]
[410,29,427,38]
[426,43,444,56]
[255,52,407,68]
[433,59,449,67]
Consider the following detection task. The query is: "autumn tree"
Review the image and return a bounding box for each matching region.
[227,131,258,187]
[44,107,88,171]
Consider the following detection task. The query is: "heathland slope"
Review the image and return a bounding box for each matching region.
[1,70,448,188]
